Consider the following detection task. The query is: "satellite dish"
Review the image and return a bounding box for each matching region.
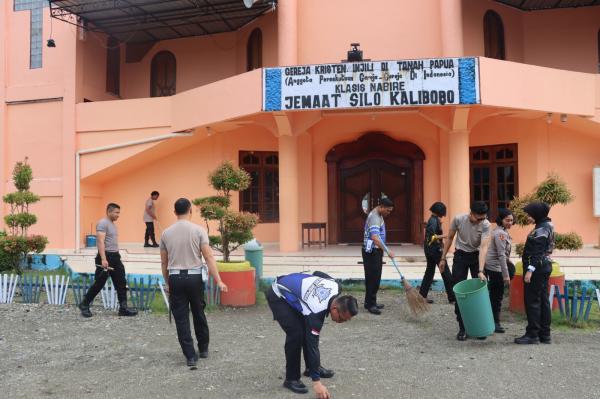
[244,0,259,8]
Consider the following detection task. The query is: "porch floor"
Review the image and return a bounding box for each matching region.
[52,243,600,281]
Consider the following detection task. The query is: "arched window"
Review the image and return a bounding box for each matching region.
[483,10,506,60]
[150,51,176,97]
[246,28,263,71]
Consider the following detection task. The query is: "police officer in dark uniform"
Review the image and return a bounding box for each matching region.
[266,271,359,398]
[515,201,555,345]
[419,202,455,304]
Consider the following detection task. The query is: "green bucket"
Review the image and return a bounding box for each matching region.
[452,279,495,337]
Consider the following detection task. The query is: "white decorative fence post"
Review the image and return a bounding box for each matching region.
[100,281,118,310]
[0,274,19,304]
[158,280,169,310]
[43,275,69,305]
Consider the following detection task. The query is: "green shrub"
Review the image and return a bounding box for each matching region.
[193,161,258,262]
[0,158,48,273]
[554,232,583,251]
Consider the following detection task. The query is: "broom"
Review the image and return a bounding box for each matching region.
[381,243,430,316]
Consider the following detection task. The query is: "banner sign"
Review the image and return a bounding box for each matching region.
[263,57,479,111]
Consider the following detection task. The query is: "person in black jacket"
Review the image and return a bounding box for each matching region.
[266,271,358,398]
[419,202,455,304]
[515,202,555,345]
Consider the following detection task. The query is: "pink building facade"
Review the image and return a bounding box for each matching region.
[1,0,599,251]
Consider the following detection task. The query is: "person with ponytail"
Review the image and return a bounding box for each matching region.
[483,208,514,334]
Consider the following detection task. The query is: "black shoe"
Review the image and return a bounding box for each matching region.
[283,380,309,394]
[494,324,506,334]
[448,298,456,304]
[144,243,151,247]
[187,357,198,369]
[78,301,92,318]
[514,335,539,345]
[118,307,138,316]
[366,306,381,315]
[151,243,160,248]
[456,330,467,341]
[539,336,552,344]
[475,336,487,340]
[303,366,334,379]
[425,298,434,304]
[375,303,385,309]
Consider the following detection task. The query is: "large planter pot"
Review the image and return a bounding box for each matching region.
[217,261,256,307]
[509,261,564,314]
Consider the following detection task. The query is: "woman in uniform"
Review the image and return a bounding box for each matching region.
[483,208,514,334]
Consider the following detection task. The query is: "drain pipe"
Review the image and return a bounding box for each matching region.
[75,132,193,252]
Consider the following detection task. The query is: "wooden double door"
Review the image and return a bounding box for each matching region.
[339,159,410,243]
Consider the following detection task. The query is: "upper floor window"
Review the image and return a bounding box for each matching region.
[483,10,505,60]
[247,28,263,71]
[106,37,120,96]
[150,51,176,97]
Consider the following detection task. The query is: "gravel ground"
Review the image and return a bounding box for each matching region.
[1,291,599,399]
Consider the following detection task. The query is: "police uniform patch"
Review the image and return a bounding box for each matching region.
[313,284,332,303]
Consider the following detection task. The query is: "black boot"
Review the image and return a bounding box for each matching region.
[118,301,138,316]
[79,298,92,318]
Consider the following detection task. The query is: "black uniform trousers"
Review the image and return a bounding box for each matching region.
[84,252,128,305]
[451,250,480,331]
[144,222,157,244]
[362,248,383,308]
[419,251,456,302]
[524,271,551,339]
[266,287,313,381]
[485,269,504,324]
[169,273,209,360]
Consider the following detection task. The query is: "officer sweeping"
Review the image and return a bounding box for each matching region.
[78,203,138,318]
[266,271,358,398]
[160,198,228,368]
[362,197,394,315]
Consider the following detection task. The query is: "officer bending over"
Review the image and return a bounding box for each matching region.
[267,271,358,398]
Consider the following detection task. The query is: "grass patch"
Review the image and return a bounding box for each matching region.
[551,305,600,331]
[21,268,69,278]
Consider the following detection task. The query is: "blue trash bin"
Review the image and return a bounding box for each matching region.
[86,235,97,248]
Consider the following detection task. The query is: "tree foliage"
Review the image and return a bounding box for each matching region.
[0,158,48,273]
[193,162,258,262]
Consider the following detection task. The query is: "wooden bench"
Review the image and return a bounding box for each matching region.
[301,222,327,248]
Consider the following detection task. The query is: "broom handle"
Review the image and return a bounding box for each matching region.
[380,243,405,281]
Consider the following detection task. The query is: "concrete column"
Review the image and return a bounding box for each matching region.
[278,134,299,251]
[440,0,464,57]
[277,0,297,66]
[277,0,299,251]
[447,129,470,220]
[0,1,8,230]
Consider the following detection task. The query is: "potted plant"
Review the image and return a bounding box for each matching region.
[0,158,48,274]
[193,161,259,306]
[508,174,583,312]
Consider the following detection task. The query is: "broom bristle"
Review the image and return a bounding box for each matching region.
[402,280,430,316]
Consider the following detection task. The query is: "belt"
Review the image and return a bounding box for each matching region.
[169,269,202,275]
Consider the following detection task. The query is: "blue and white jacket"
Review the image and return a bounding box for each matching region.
[272,271,341,381]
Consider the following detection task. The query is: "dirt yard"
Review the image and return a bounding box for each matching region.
[1,290,599,399]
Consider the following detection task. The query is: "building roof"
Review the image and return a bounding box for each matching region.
[49,0,276,43]
[494,0,600,11]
